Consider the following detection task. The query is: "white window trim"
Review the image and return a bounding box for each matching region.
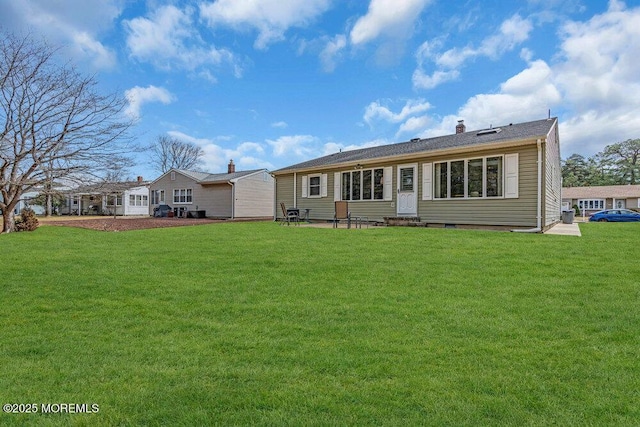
[433,155,507,200]
[152,189,165,205]
[578,199,605,211]
[307,173,322,198]
[336,167,387,202]
[173,188,193,204]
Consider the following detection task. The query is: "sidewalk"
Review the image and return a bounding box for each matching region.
[544,222,582,236]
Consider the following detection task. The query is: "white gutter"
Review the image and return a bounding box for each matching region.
[512,138,543,233]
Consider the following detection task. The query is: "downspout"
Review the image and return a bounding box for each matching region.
[513,138,543,233]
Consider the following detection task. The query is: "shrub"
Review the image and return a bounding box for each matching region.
[573,204,580,216]
[14,207,39,232]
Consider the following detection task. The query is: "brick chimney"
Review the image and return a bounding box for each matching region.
[137,176,143,183]
[227,159,235,174]
[456,120,466,134]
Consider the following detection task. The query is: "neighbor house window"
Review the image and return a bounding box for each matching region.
[173,189,192,203]
[129,195,148,206]
[308,174,321,197]
[341,168,385,201]
[116,195,122,206]
[578,199,604,211]
[151,190,165,205]
[434,156,504,199]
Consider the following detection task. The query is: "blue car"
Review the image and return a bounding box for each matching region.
[589,209,640,222]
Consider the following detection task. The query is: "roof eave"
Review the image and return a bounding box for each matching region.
[273,136,544,175]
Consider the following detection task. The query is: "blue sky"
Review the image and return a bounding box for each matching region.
[2,0,640,180]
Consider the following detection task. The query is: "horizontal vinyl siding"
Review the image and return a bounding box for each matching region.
[275,174,295,219]
[275,142,542,226]
[296,167,396,222]
[544,125,562,226]
[419,146,538,226]
[233,172,275,217]
[198,185,232,217]
[149,172,201,215]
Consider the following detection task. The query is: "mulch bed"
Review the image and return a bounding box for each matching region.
[42,217,225,232]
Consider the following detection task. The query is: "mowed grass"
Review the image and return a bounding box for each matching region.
[0,222,638,426]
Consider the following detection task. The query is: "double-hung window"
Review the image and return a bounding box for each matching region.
[434,156,504,199]
[341,168,384,201]
[173,188,192,204]
[308,174,321,197]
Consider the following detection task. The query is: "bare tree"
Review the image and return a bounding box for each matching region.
[150,135,204,174]
[0,31,134,233]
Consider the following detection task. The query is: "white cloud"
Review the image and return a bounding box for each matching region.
[553,0,640,154]
[413,14,533,90]
[0,0,121,69]
[266,135,318,157]
[125,86,175,121]
[271,121,289,129]
[320,34,347,72]
[322,139,387,156]
[364,99,432,126]
[397,115,432,137]
[165,131,273,172]
[417,1,640,158]
[350,0,432,45]
[199,0,332,49]
[412,69,460,90]
[124,5,238,75]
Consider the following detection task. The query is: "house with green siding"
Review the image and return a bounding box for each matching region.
[273,117,562,231]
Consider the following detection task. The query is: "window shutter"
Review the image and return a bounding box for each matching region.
[321,174,328,197]
[334,172,341,201]
[301,175,308,198]
[504,153,519,198]
[383,167,393,201]
[422,163,433,200]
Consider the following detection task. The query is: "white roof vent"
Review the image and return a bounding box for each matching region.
[477,128,501,136]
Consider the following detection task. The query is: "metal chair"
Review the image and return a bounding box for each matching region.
[333,201,351,228]
[280,202,299,226]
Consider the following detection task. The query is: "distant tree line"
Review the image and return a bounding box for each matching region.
[562,139,640,187]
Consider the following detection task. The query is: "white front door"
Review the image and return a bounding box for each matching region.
[397,164,417,216]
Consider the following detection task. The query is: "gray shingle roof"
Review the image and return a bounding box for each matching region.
[175,169,263,183]
[274,117,557,173]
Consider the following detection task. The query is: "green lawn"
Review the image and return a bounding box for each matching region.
[1,222,638,426]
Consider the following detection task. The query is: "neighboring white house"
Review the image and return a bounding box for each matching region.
[14,191,45,215]
[61,177,150,216]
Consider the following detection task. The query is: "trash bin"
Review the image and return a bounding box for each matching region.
[562,210,574,224]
